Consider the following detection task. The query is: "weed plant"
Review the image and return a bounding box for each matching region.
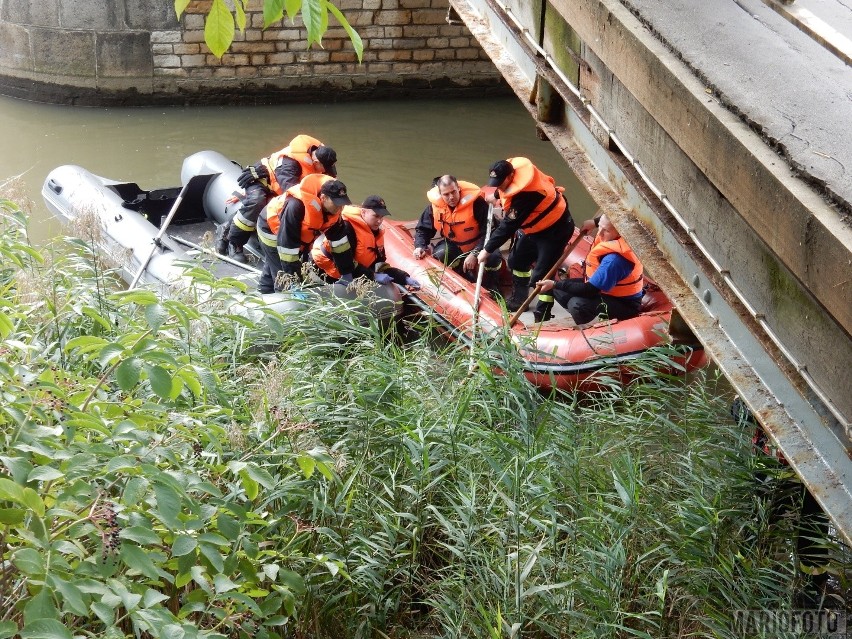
[0,199,846,638]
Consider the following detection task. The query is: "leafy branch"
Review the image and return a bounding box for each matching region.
[175,0,364,61]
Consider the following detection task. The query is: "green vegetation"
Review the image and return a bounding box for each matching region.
[176,0,363,61]
[0,196,845,638]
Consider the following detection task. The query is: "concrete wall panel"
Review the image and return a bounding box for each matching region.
[125,0,180,30]
[0,21,31,72]
[60,0,124,30]
[96,32,153,77]
[1,0,59,26]
[31,28,95,76]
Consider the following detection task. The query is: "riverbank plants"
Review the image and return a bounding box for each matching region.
[0,198,846,638]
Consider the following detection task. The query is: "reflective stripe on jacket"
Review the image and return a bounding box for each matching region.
[264,173,337,254]
[261,134,323,195]
[499,157,566,234]
[584,236,644,297]
[427,181,482,252]
[312,206,384,279]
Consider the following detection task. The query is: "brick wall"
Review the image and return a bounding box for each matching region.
[0,0,504,105]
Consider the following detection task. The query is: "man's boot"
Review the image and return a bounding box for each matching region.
[533,288,555,322]
[230,245,248,264]
[483,269,500,296]
[216,221,231,256]
[533,300,554,323]
[506,275,530,312]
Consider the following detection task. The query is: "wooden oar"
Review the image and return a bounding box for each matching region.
[128,182,191,289]
[507,228,590,327]
[469,203,495,371]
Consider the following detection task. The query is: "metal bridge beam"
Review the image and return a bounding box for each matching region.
[450,0,852,545]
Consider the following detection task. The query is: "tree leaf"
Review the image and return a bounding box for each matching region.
[0,621,19,639]
[0,310,13,339]
[19,619,72,639]
[51,576,89,616]
[213,574,238,593]
[296,454,315,479]
[301,0,323,47]
[172,535,198,557]
[120,525,161,546]
[153,482,182,530]
[146,364,174,400]
[144,303,169,332]
[97,342,126,367]
[244,463,275,489]
[22,487,45,516]
[27,466,64,483]
[205,0,235,58]
[235,0,246,31]
[123,476,149,507]
[326,1,363,62]
[0,507,25,524]
[175,0,191,19]
[116,357,142,390]
[120,543,162,581]
[0,477,25,503]
[23,587,58,625]
[12,548,44,577]
[264,0,286,27]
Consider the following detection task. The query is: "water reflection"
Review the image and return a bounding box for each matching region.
[1,95,597,244]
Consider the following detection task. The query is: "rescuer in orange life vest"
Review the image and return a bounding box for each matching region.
[413,175,503,291]
[311,195,421,288]
[537,214,645,325]
[255,174,353,294]
[476,157,576,322]
[218,134,339,261]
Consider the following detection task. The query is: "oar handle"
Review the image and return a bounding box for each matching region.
[507,228,589,327]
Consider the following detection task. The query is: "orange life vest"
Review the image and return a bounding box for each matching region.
[427,181,483,252]
[312,206,383,279]
[583,236,644,297]
[264,174,337,250]
[261,134,323,195]
[498,157,566,234]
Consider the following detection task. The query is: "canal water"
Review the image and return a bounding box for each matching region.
[0,94,597,245]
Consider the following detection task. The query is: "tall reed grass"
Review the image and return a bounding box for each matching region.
[0,200,846,639]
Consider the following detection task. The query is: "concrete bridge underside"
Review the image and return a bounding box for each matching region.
[449,0,852,543]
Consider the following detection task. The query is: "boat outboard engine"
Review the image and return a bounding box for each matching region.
[180,151,244,225]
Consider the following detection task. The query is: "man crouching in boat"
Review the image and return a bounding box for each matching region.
[311,195,420,289]
[219,134,338,261]
[537,214,644,325]
[413,175,503,292]
[476,158,575,322]
[256,174,354,293]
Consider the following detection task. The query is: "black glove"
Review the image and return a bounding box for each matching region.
[237,163,270,189]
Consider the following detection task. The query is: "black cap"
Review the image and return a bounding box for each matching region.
[314,146,338,177]
[362,195,391,217]
[487,159,514,187]
[319,179,351,206]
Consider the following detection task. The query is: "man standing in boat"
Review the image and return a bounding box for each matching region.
[413,175,503,292]
[476,157,575,322]
[256,174,354,293]
[537,214,644,325]
[218,134,339,261]
[311,195,420,288]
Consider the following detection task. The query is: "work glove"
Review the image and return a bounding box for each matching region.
[338,273,354,285]
[374,272,393,285]
[237,163,270,189]
[404,277,421,290]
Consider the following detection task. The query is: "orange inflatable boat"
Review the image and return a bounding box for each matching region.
[383,220,708,392]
